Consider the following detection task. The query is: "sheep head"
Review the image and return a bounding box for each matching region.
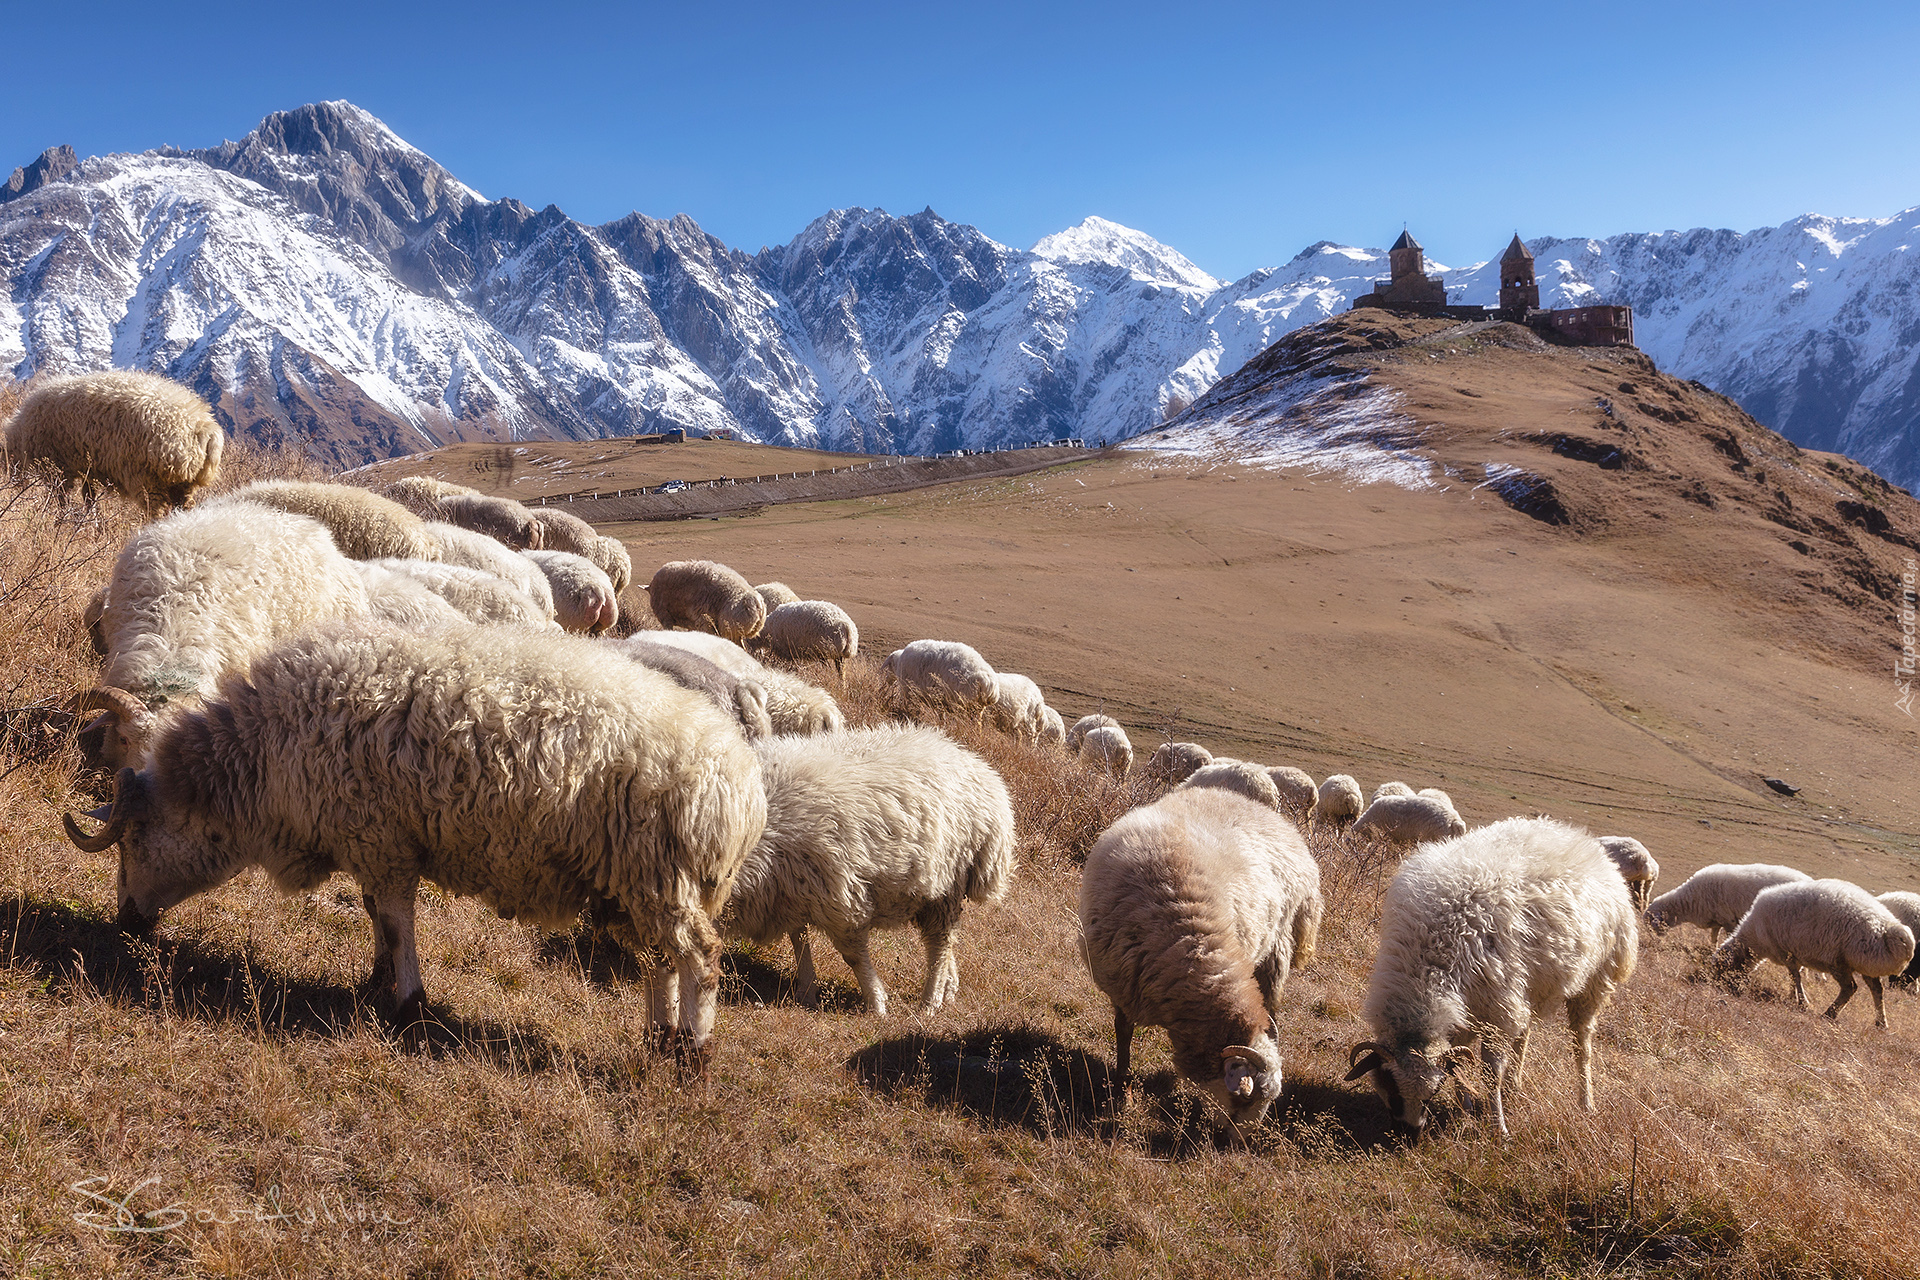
[1345,1039,1475,1136]
[63,764,251,937]
[68,687,156,771]
[1206,1024,1282,1131]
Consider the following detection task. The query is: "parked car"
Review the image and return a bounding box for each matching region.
[658,479,688,493]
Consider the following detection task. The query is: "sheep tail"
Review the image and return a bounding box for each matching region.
[965,830,1015,905]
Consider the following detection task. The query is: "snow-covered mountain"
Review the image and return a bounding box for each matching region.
[3,101,1918,487]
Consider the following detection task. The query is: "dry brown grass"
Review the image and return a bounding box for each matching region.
[2,458,1917,1277]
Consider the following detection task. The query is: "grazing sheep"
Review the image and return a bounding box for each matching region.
[1645,863,1812,947]
[424,523,557,619]
[590,536,633,595]
[1065,714,1120,753]
[1877,892,1920,988]
[1038,705,1066,748]
[883,640,998,717]
[383,477,542,550]
[218,481,438,561]
[1373,781,1416,801]
[648,559,766,642]
[368,559,554,630]
[987,671,1049,740]
[1714,880,1916,1028]
[351,562,470,630]
[1146,742,1213,784]
[1080,724,1134,778]
[1080,787,1323,1133]
[1267,767,1318,815]
[638,630,844,735]
[754,582,801,612]
[605,637,773,741]
[526,506,600,556]
[1346,817,1636,1138]
[1178,761,1282,810]
[63,622,767,1051]
[3,370,223,510]
[77,500,371,768]
[754,600,859,679]
[1311,775,1364,828]
[1350,794,1467,846]
[525,549,619,634]
[1597,837,1660,911]
[724,724,1015,1015]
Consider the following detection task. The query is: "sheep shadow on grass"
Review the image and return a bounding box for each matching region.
[848,1022,1119,1141]
[0,895,631,1077]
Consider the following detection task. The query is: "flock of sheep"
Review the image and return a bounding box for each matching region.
[11,369,1920,1141]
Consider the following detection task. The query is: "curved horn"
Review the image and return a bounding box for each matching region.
[1348,1041,1388,1069]
[63,767,139,853]
[64,686,147,725]
[1222,1045,1258,1062]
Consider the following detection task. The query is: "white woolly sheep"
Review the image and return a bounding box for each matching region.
[1645,863,1812,947]
[1080,724,1133,778]
[368,559,554,630]
[1177,761,1282,810]
[219,481,438,561]
[526,506,599,556]
[1346,816,1636,1138]
[3,370,223,510]
[63,622,767,1053]
[1311,774,1364,828]
[1267,767,1318,814]
[1350,794,1467,846]
[754,582,801,612]
[525,549,618,634]
[1146,742,1212,784]
[1065,713,1119,753]
[424,522,557,619]
[604,636,774,741]
[591,535,633,595]
[638,630,845,736]
[648,559,766,642]
[1080,787,1323,1134]
[1038,705,1065,748]
[1714,880,1916,1028]
[350,562,469,631]
[986,671,1049,741]
[754,600,859,679]
[1597,836,1660,911]
[1373,781,1415,801]
[724,723,1015,1015]
[1417,787,1455,810]
[883,640,999,718]
[383,476,542,550]
[76,500,371,769]
[1878,892,1920,988]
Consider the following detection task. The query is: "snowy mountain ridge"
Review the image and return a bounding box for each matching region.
[2,101,1917,487]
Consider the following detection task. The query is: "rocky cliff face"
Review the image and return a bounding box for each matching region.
[3,101,1917,486]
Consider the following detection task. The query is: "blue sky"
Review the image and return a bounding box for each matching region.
[5,0,1917,279]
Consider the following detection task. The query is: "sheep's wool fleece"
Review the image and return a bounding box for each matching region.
[153,623,766,934]
[1730,880,1916,979]
[726,723,1015,944]
[103,500,370,702]
[1080,788,1321,1084]
[1363,817,1636,1049]
[5,370,222,502]
[222,481,437,561]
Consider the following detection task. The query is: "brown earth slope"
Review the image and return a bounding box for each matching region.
[589,314,1919,888]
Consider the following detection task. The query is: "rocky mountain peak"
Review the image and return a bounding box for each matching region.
[0,144,79,205]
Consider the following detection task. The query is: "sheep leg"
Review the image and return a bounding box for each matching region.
[1708,927,1721,949]
[1507,1024,1531,1091]
[365,886,425,1028]
[1479,1041,1511,1139]
[1866,975,1889,1029]
[915,901,961,1013]
[1822,968,1858,1021]
[1566,986,1609,1112]
[834,932,888,1016]
[1788,961,1811,1009]
[359,893,395,999]
[790,928,819,1007]
[1113,1005,1135,1112]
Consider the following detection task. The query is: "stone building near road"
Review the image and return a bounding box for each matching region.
[1354,227,1635,348]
